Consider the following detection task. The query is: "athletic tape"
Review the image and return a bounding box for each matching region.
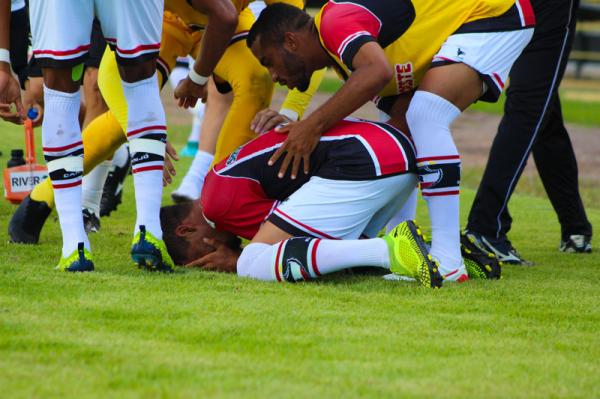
[279,108,299,122]
[129,138,166,156]
[0,49,10,64]
[46,156,84,173]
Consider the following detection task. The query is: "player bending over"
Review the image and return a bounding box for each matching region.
[247,1,533,282]
[161,118,499,286]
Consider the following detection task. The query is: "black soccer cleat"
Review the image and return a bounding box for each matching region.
[461,232,502,279]
[463,230,532,266]
[82,208,101,234]
[8,195,52,244]
[99,155,131,217]
[559,235,592,253]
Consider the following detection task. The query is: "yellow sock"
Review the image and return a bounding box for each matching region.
[30,178,54,208]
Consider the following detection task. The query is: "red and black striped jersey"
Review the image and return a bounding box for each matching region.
[201,118,416,239]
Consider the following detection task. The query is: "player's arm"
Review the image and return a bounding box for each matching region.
[0,0,25,123]
[174,0,238,108]
[301,43,391,130]
[251,67,325,134]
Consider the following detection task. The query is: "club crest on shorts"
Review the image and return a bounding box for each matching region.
[226,146,242,166]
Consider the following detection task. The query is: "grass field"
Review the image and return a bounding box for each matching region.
[1,118,599,398]
[317,75,600,127]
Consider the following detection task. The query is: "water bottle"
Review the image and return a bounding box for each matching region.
[27,108,39,121]
[7,149,26,168]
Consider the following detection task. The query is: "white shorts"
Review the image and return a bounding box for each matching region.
[432,28,534,102]
[30,0,163,67]
[267,174,418,240]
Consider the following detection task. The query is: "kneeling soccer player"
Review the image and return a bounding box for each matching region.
[161,118,499,286]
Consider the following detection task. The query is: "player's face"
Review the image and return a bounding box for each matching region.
[251,38,311,92]
[179,204,237,264]
[177,205,217,263]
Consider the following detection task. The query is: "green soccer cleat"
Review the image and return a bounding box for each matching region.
[55,242,95,272]
[460,233,502,279]
[131,225,175,272]
[383,221,443,288]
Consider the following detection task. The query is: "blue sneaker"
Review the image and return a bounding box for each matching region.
[55,243,94,272]
[131,225,175,272]
[180,141,198,158]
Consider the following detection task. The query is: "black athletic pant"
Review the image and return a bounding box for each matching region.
[9,6,30,88]
[467,0,592,241]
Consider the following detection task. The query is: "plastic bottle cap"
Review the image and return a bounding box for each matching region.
[27,108,39,120]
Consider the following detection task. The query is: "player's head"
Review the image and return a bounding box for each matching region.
[247,3,313,92]
[160,201,241,265]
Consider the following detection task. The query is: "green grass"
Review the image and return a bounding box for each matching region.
[469,88,600,128]
[1,121,600,398]
[317,76,600,127]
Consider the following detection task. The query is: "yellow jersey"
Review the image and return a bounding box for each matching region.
[314,0,535,99]
[166,0,303,31]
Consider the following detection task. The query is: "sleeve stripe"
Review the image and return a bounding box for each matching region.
[337,31,372,58]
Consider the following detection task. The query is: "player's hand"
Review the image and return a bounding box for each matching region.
[174,77,208,109]
[185,237,239,273]
[23,77,44,127]
[23,103,44,127]
[251,108,292,134]
[268,118,322,179]
[0,68,26,125]
[163,141,179,186]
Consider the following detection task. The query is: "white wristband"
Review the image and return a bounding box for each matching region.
[279,108,299,121]
[0,49,10,64]
[188,68,209,86]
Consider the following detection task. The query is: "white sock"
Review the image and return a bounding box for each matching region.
[237,238,389,281]
[82,160,111,216]
[174,150,214,199]
[407,91,463,275]
[386,187,417,233]
[42,87,89,257]
[168,65,189,91]
[122,74,166,239]
[187,103,205,142]
[111,143,130,169]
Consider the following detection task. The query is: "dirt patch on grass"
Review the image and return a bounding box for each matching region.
[163,86,600,184]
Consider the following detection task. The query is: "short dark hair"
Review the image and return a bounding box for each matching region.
[247,3,311,48]
[160,202,242,266]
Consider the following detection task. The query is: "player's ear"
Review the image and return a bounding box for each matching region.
[283,31,299,52]
[175,224,197,237]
